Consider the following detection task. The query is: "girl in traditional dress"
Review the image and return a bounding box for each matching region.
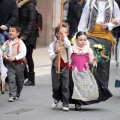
[69,31,112,110]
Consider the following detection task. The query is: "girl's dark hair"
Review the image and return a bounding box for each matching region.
[9,25,21,33]
[76,31,86,39]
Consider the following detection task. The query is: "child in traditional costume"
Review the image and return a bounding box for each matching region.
[2,25,26,102]
[48,23,71,111]
[69,31,112,110]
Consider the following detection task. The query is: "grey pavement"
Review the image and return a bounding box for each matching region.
[33,47,51,76]
[0,47,120,120]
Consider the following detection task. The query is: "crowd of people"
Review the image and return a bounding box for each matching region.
[0,0,120,112]
[48,0,120,111]
[0,0,39,101]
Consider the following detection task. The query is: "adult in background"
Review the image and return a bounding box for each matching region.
[112,0,120,61]
[17,0,39,86]
[67,0,84,40]
[63,0,70,22]
[78,0,120,87]
[0,0,18,31]
[111,0,120,87]
[0,0,18,91]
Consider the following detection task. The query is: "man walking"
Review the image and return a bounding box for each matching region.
[78,0,120,87]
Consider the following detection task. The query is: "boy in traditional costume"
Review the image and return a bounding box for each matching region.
[2,25,26,102]
[78,0,120,87]
[48,23,71,111]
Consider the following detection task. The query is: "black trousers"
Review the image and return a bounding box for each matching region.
[26,45,34,72]
[51,65,69,107]
[87,36,112,87]
[3,59,9,83]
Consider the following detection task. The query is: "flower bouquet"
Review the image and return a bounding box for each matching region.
[93,44,110,62]
[91,44,110,73]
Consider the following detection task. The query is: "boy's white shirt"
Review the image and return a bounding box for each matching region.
[48,37,71,60]
[2,38,27,60]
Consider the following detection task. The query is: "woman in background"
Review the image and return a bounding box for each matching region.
[17,0,39,86]
[67,0,84,40]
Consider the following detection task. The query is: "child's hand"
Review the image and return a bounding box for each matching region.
[93,57,98,63]
[111,18,118,25]
[54,47,61,54]
[8,56,15,61]
[92,57,97,67]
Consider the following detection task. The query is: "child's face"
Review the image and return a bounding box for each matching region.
[9,27,20,40]
[76,34,87,48]
[56,27,68,40]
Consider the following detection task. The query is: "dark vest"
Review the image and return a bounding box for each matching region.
[88,0,114,32]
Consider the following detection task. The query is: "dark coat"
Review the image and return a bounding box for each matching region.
[18,0,39,48]
[0,0,18,28]
[67,2,83,39]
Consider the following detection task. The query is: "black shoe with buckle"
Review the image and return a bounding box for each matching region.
[75,104,81,111]
[24,80,34,86]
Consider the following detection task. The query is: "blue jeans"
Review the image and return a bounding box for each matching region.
[0,31,9,44]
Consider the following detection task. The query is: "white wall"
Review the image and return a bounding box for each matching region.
[53,0,61,28]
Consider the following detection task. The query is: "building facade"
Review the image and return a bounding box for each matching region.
[37,0,69,47]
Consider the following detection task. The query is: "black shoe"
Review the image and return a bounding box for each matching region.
[24,72,35,86]
[75,104,81,111]
[24,81,35,86]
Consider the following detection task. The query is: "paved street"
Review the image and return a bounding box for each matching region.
[0,47,120,120]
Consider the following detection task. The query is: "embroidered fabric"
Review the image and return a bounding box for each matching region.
[71,53,89,72]
[72,68,99,101]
